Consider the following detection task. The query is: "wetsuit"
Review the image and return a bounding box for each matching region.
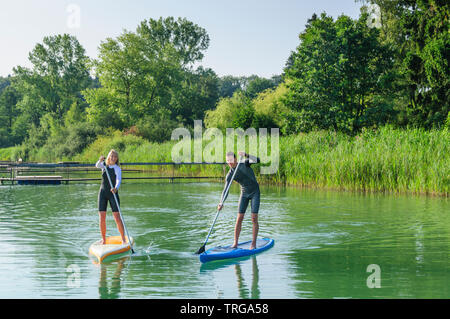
[221,154,260,214]
[96,160,122,212]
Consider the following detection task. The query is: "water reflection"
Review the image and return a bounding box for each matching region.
[236,257,260,299]
[200,256,261,299]
[97,257,129,299]
[0,182,448,298]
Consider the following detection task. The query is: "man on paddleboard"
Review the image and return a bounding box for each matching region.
[96,149,126,244]
[218,151,260,250]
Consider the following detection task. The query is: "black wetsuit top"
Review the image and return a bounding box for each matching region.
[221,155,260,202]
[96,161,122,212]
[101,166,117,191]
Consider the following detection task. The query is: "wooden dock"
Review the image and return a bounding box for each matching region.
[0,175,221,185]
[14,176,63,185]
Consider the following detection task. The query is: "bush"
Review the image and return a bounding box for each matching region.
[57,122,99,158]
[84,87,125,130]
[135,110,181,143]
[74,130,147,162]
[251,112,277,130]
[19,120,99,162]
[204,91,250,130]
[0,146,17,161]
[251,83,289,131]
[232,103,254,129]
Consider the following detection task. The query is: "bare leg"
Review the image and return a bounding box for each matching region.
[99,211,106,244]
[113,212,126,244]
[251,213,259,250]
[232,213,245,248]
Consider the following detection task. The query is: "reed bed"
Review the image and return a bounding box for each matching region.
[1,127,448,195]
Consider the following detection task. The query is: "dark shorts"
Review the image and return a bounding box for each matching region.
[98,189,120,212]
[238,189,260,214]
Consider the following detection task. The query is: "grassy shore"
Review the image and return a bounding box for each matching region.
[275,127,449,195]
[1,127,448,195]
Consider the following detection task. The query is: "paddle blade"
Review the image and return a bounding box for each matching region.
[195,245,206,255]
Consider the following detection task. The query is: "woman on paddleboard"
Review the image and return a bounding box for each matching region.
[218,151,261,250]
[96,149,126,244]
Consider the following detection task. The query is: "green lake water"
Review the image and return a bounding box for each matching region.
[0,181,448,298]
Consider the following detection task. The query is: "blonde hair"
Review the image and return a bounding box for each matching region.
[106,149,120,166]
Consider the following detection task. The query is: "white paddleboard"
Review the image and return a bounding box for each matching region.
[89,236,134,263]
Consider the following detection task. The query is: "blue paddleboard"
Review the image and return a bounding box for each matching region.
[199,238,274,263]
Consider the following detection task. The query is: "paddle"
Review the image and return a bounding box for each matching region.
[103,161,135,254]
[195,156,243,254]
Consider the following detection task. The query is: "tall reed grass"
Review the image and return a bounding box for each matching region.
[1,127,448,195]
[274,127,449,195]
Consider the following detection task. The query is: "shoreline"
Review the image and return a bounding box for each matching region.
[1,127,448,197]
[1,161,448,198]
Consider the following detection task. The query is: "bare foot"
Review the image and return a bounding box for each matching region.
[101,239,106,245]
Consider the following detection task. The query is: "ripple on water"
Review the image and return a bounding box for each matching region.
[0,183,449,298]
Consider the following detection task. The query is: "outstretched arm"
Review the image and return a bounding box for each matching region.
[238,151,260,166]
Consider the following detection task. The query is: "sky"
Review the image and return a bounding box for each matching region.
[0,0,362,78]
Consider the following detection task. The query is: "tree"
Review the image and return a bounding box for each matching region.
[0,86,19,133]
[217,74,281,99]
[218,75,244,98]
[84,17,212,129]
[251,82,289,131]
[359,0,449,128]
[171,66,219,124]
[0,84,21,147]
[245,76,279,99]
[204,91,251,130]
[13,34,91,121]
[284,12,396,133]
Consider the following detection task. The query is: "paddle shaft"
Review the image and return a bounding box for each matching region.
[201,156,243,250]
[103,161,134,253]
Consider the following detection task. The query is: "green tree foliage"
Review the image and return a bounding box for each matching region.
[16,120,99,162]
[251,83,289,131]
[204,91,251,129]
[217,75,281,99]
[284,12,396,134]
[245,76,280,99]
[0,84,21,146]
[360,0,449,128]
[218,75,244,98]
[4,34,93,155]
[84,17,217,132]
[206,75,282,131]
[204,82,287,131]
[171,66,219,125]
[135,109,181,143]
[1,9,447,161]
[13,34,91,122]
